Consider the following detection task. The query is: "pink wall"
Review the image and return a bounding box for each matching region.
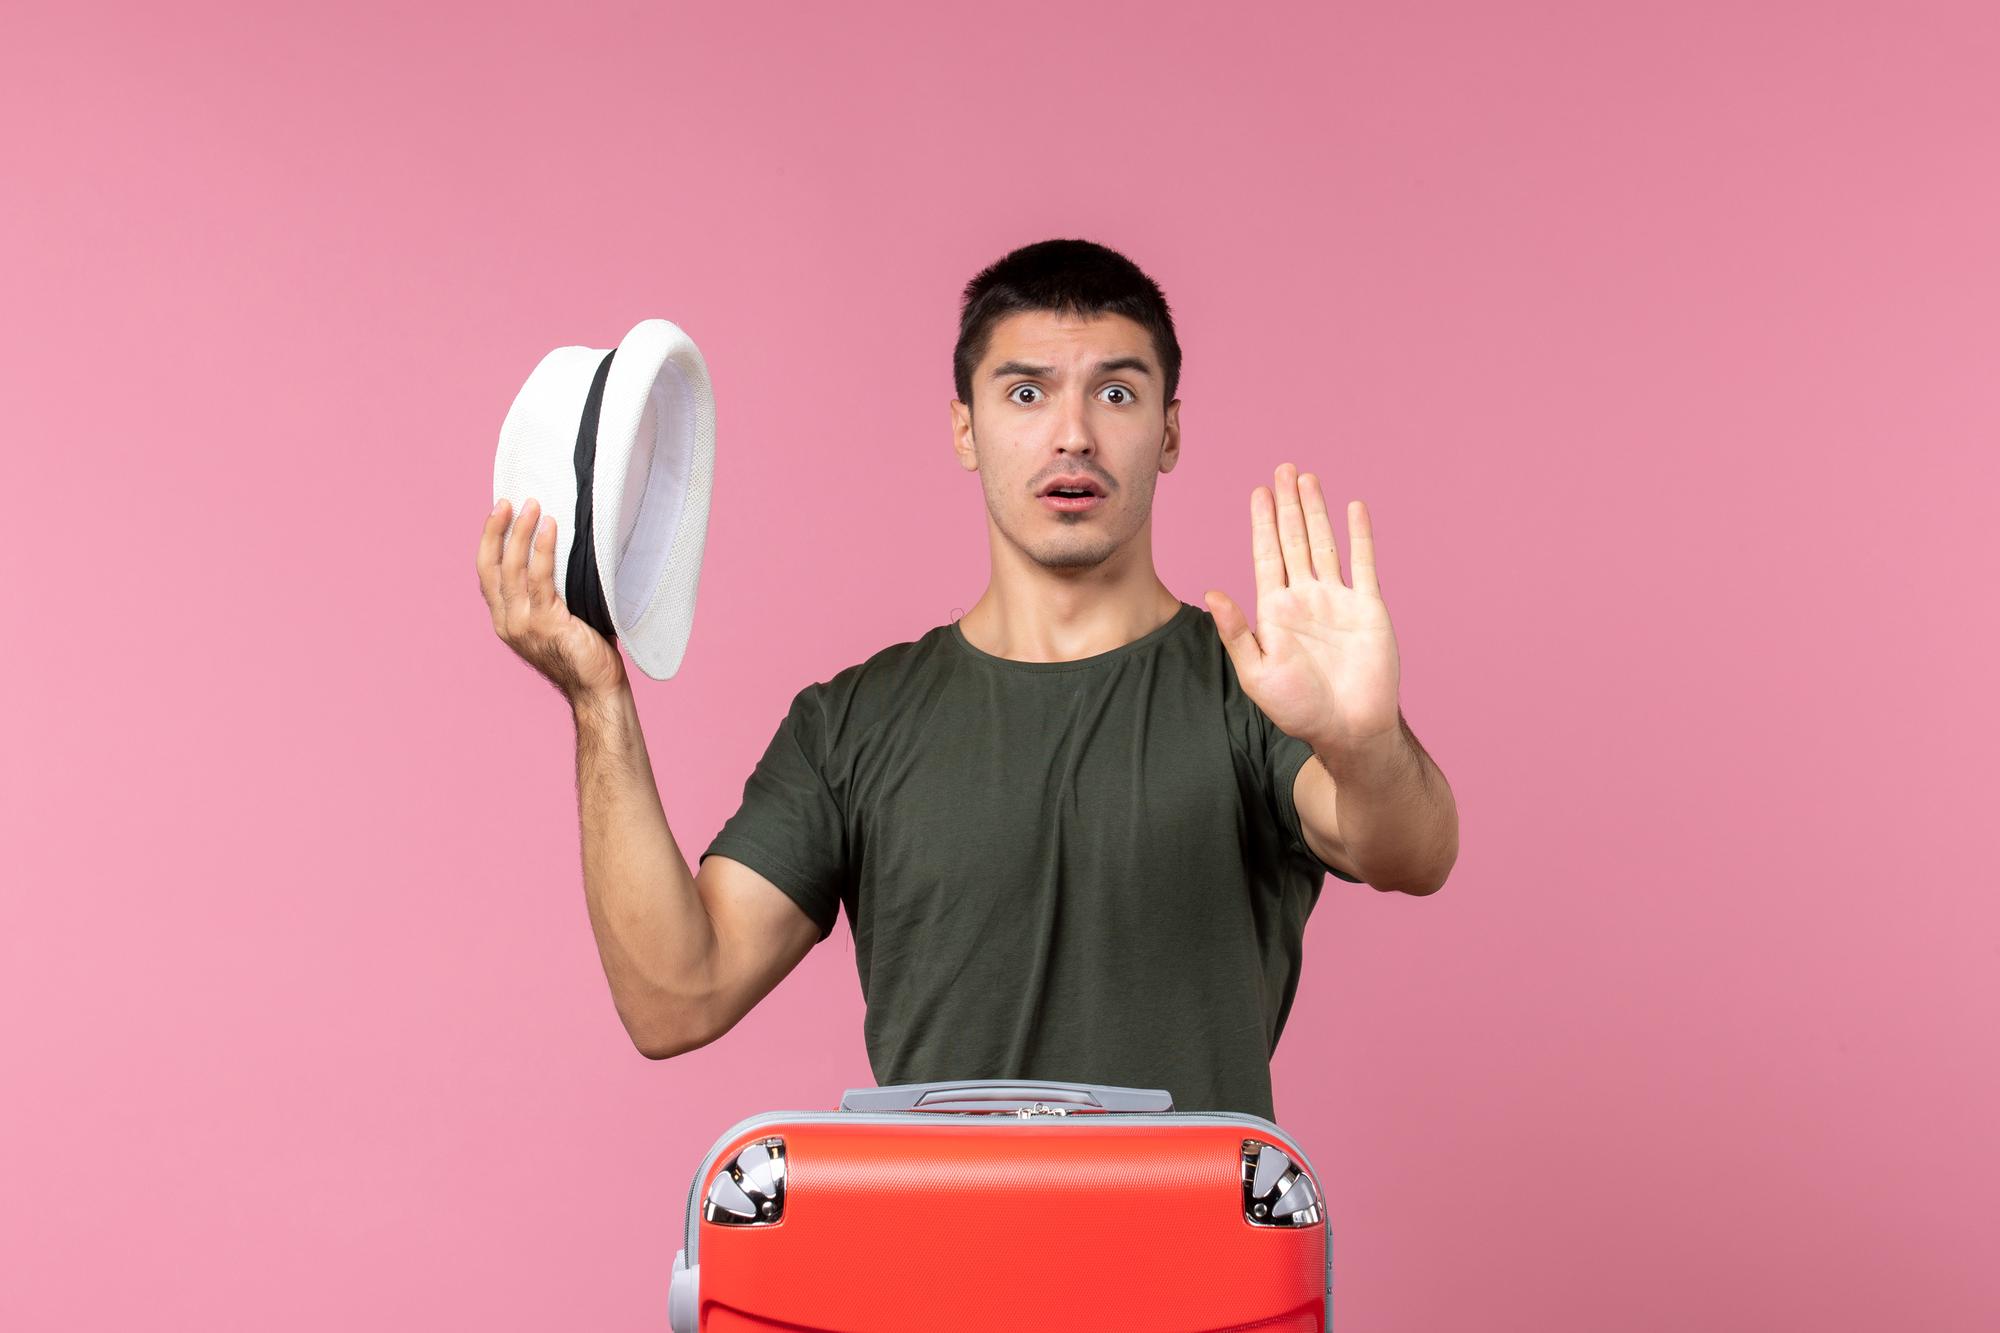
[4,1,1995,1328]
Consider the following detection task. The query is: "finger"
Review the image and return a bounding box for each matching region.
[1348,499,1380,597]
[1202,588,1262,671]
[1299,472,1343,585]
[527,509,559,611]
[1272,462,1315,584]
[501,496,539,607]
[477,499,511,621]
[1250,486,1285,602]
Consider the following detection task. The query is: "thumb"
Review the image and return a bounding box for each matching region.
[1202,589,1261,675]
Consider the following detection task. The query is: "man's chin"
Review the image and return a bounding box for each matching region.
[1028,538,1119,571]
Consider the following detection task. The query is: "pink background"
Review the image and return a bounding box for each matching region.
[4,1,1995,1328]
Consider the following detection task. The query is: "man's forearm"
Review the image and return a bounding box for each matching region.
[1310,714,1458,895]
[572,684,719,1056]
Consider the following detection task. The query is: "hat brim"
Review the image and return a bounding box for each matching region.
[590,319,715,680]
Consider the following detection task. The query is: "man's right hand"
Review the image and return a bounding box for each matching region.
[477,496,629,705]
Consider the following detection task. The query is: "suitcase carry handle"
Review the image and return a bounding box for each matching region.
[839,1078,1175,1114]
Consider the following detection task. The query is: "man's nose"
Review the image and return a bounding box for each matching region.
[1054,396,1094,454]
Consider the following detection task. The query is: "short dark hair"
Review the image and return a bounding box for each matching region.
[953,238,1183,412]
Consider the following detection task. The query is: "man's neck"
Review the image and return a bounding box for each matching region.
[955,582,1183,664]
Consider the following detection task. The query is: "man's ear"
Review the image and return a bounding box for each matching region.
[951,399,979,472]
[1158,398,1181,473]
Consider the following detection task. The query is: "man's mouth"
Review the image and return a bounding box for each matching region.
[1038,474,1108,512]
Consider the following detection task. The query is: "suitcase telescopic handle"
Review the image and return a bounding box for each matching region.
[839,1078,1175,1114]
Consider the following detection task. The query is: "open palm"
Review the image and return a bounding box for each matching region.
[1204,463,1400,751]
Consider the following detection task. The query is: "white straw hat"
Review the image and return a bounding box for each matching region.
[492,318,715,680]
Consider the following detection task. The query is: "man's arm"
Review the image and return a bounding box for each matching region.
[1293,709,1458,895]
[1208,467,1455,894]
[572,685,819,1057]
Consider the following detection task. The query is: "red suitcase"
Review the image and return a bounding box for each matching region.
[668,1078,1332,1332]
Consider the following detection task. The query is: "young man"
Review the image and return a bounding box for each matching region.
[478,239,1457,1121]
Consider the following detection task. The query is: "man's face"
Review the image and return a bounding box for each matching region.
[950,309,1181,571]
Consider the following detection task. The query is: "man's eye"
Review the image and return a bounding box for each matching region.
[1009,384,1135,406]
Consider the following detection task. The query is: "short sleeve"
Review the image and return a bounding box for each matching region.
[701,684,850,941]
[1265,724,1367,884]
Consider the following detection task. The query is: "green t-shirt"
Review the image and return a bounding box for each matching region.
[700,599,1367,1121]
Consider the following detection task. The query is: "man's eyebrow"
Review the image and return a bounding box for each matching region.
[988,357,1155,381]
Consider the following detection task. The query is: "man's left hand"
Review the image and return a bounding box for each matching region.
[1204,463,1401,754]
